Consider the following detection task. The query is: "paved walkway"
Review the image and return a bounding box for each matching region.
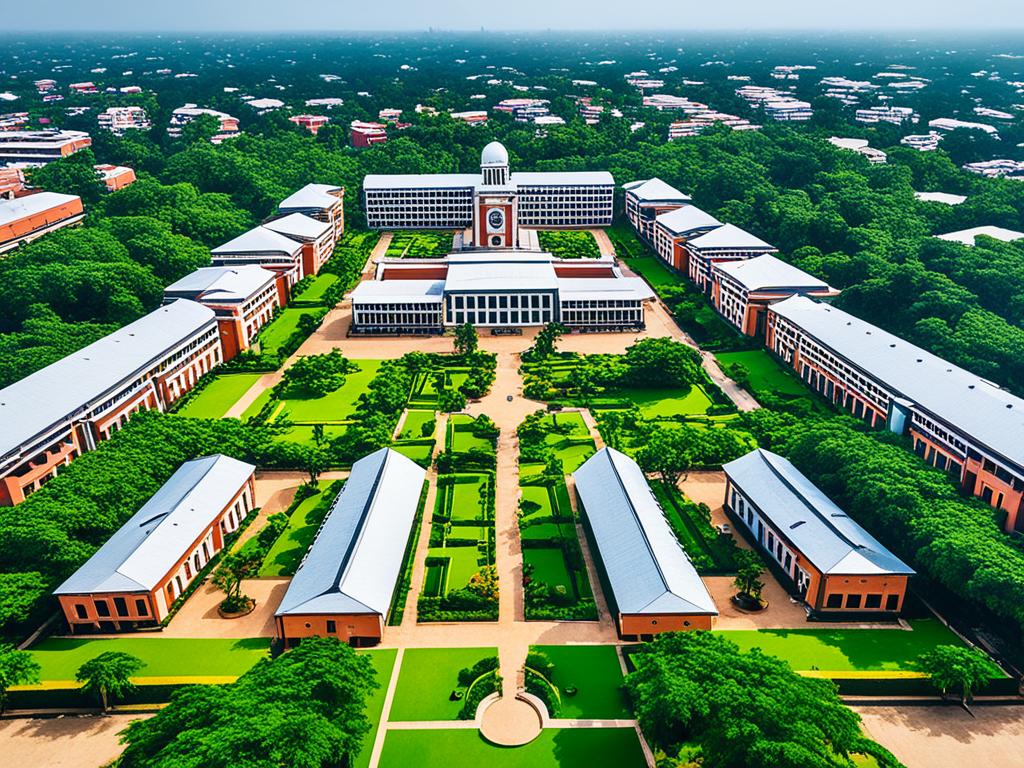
[0,714,150,768]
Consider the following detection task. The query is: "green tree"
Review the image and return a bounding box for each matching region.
[732,550,766,602]
[75,651,144,712]
[211,548,262,612]
[624,337,703,388]
[281,351,353,397]
[914,645,997,706]
[454,322,478,356]
[28,147,105,205]
[439,387,467,413]
[636,428,692,486]
[530,322,566,359]
[0,644,41,714]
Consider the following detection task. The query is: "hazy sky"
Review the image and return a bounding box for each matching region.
[4,0,1023,32]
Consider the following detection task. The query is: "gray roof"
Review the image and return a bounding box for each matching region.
[622,177,692,203]
[263,212,332,242]
[277,183,343,211]
[350,279,445,303]
[557,277,655,301]
[655,205,722,236]
[54,455,256,595]
[935,226,1024,245]
[163,265,277,303]
[363,173,479,190]
[687,222,776,251]
[211,226,303,256]
[771,296,1024,470]
[714,254,831,292]
[276,448,426,618]
[511,171,614,186]
[573,448,717,616]
[723,449,914,576]
[0,192,81,226]
[0,300,216,462]
[445,259,558,292]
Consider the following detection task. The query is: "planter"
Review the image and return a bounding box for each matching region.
[218,598,256,619]
[731,594,768,613]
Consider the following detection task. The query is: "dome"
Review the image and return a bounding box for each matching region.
[480,141,509,167]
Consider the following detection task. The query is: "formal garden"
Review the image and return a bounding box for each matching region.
[517,411,598,621]
[526,645,630,720]
[257,481,344,577]
[384,230,455,258]
[389,647,499,721]
[537,230,601,259]
[650,481,737,573]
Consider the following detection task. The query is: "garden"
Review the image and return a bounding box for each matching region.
[517,411,598,620]
[174,372,263,419]
[537,230,601,259]
[716,348,810,399]
[353,648,399,768]
[526,645,630,719]
[388,647,499,721]
[650,480,737,574]
[384,230,455,259]
[257,481,344,577]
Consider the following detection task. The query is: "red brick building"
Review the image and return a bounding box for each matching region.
[351,120,388,148]
[277,183,345,246]
[622,178,692,247]
[685,223,778,293]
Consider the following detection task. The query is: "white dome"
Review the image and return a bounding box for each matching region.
[480,141,509,166]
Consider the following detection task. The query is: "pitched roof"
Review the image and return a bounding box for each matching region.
[277,183,343,211]
[0,300,216,462]
[622,177,691,203]
[655,205,722,236]
[686,222,776,251]
[556,277,655,301]
[0,192,81,226]
[54,455,256,594]
[211,226,304,256]
[723,449,914,576]
[935,226,1024,245]
[714,254,831,292]
[275,448,426,617]
[573,448,717,616]
[770,296,1024,470]
[445,259,558,292]
[263,212,332,241]
[163,265,277,302]
[350,279,445,303]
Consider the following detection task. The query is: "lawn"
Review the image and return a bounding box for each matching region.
[447,475,489,521]
[624,385,714,418]
[531,645,630,720]
[716,349,807,397]
[537,230,600,259]
[520,483,556,517]
[385,230,454,259]
[177,374,262,419]
[448,414,494,454]
[269,424,348,447]
[719,619,996,673]
[426,544,485,589]
[259,482,343,576]
[257,307,326,356]
[400,409,436,440]
[278,359,383,422]
[392,441,435,465]
[524,548,573,592]
[388,647,496,721]
[353,648,398,768]
[379,728,646,768]
[296,271,340,304]
[619,255,682,290]
[28,638,271,683]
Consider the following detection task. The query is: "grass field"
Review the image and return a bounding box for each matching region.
[379,728,646,768]
[447,475,489,521]
[177,374,262,419]
[537,230,600,260]
[353,648,398,768]
[400,409,436,440]
[524,548,573,592]
[257,307,326,355]
[619,255,681,290]
[269,424,348,446]
[278,359,383,422]
[29,638,271,682]
[384,230,454,259]
[720,619,995,673]
[448,414,494,454]
[388,647,496,721]
[716,349,807,397]
[531,645,630,720]
[259,483,342,576]
[624,385,714,418]
[296,272,340,304]
[392,441,435,465]
[425,544,484,589]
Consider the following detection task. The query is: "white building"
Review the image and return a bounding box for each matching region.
[935,226,1024,245]
[828,137,887,163]
[97,106,151,135]
[928,118,999,138]
[854,105,917,125]
[0,130,92,167]
[901,132,942,151]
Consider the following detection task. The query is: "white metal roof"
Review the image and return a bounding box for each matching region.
[511,171,614,186]
[277,183,343,211]
[445,260,558,292]
[0,300,216,461]
[714,254,830,292]
[481,141,509,166]
[686,222,775,251]
[362,173,479,190]
[914,191,967,205]
[263,212,332,241]
[0,192,80,226]
[211,225,304,256]
[723,449,914,576]
[163,265,277,303]
[557,277,655,302]
[935,226,1024,245]
[350,280,445,303]
[622,177,691,203]
[771,296,1024,470]
[574,448,717,616]
[54,455,256,594]
[656,205,722,236]
[275,448,425,617]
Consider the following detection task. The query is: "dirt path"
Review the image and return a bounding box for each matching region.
[0,714,150,768]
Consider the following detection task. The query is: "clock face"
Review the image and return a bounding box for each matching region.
[487,208,505,232]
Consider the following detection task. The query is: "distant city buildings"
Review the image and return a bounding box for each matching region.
[97,106,151,134]
[827,137,887,164]
[168,104,240,144]
[350,120,388,148]
[94,163,136,192]
[962,159,1024,179]
[928,117,1000,138]
[736,85,813,121]
[289,114,330,135]
[854,105,917,125]
[900,132,942,151]
[0,129,92,167]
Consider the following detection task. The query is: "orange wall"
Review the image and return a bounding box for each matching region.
[817,574,909,614]
[277,613,384,646]
[619,612,714,637]
[0,197,83,245]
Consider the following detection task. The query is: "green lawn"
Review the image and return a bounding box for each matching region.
[353,648,398,768]
[278,359,383,422]
[392,441,435,465]
[619,255,682,290]
[448,475,489,521]
[29,638,270,682]
[719,619,992,672]
[426,544,485,590]
[379,728,646,768]
[389,647,496,721]
[400,409,436,440]
[537,230,600,259]
[270,424,348,447]
[385,230,454,259]
[448,414,494,454]
[520,483,556,517]
[623,385,713,418]
[531,645,630,720]
[177,374,262,419]
[524,548,573,591]
[716,349,807,397]
[296,272,340,304]
[257,307,326,356]
[259,483,342,576]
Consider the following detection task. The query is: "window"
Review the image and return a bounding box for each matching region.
[326,620,337,634]
[135,599,148,616]
[113,597,128,616]
[826,594,843,609]
[845,594,862,609]
[75,604,88,619]
[167,583,175,601]
[95,600,111,617]
[865,594,882,609]
[886,594,900,611]
[184,562,192,579]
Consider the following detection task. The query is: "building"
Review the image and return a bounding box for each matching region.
[962,159,1024,180]
[0,168,25,200]
[574,447,718,639]
[163,266,281,360]
[97,106,151,134]
[289,114,329,135]
[451,110,488,125]
[828,137,887,163]
[211,225,307,294]
[168,104,240,144]
[914,191,967,205]
[723,449,913,616]
[350,250,653,333]
[277,183,345,246]
[363,142,614,236]
[854,105,917,125]
[0,192,84,254]
[766,296,1024,531]
[735,86,813,121]
[685,223,778,291]
[263,213,335,278]
[53,455,256,632]
[351,120,388,148]
[710,254,838,337]
[652,205,723,273]
[935,226,1024,245]
[622,178,692,246]
[901,133,942,151]
[0,300,221,506]
[0,129,92,167]
[94,164,136,192]
[928,118,999,138]
[69,82,98,95]
[275,447,426,647]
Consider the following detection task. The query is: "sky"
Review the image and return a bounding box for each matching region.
[3,0,1023,32]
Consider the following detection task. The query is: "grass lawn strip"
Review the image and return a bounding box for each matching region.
[259,482,343,576]
[278,359,383,422]
[378,728,647,768]
[295,272,340,304]
[530,645,630,720]
[524,548,573,592]
[177,374,263,419]
[352,648,398,768]
[716,349,806,396]
[400,409,436,440]
[388,647,496,721]
[258,307,326,355]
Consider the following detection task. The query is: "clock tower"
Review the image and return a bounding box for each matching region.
[474,141,518,249]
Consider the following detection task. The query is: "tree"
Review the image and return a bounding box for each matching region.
[281,351,352,397]
[0,644,40,714]
[530,322,566,359]
[438,387,467,413]
[914,645,997,706]
[732,550,766,603]
[454,322,478,356]
[624,337,703,388]
[28,147,106,205]
[211,548,262,612]
[636,428,692,486]
[75,651,145,712]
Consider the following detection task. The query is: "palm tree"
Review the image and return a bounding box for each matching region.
[75,651,145,712]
